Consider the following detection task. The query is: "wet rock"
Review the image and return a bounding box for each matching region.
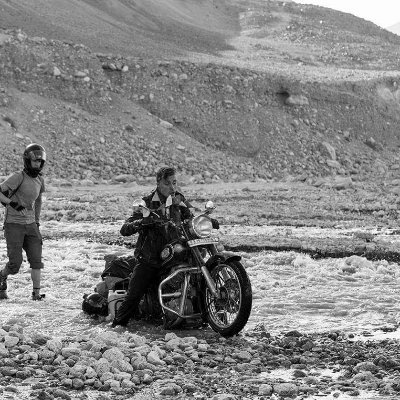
[211,394,237,400]
[293,369,307,378]
[69,364,87,378]
[46,339,63,354]
[94,358,111,375]
[0,343,9,357]
[234,350,252,362]
[61,346,81,358]
[100,371,114,383]
[85,366,97,379]
[274,382,299,397]
[36,390,54,400]
[111,358,134,373]
[259,384,273,395]
[157,380,182,395]
[354,361,379,373]
[60,378,73,388]
[352,371,377,383]
[72,378,85,389]
[31,332,50,345]
[15,369,32,379]
[147,350,166,366]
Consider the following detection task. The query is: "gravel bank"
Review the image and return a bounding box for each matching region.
[2,321,400,400]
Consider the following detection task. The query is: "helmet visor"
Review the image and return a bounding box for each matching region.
[27,150,46,162]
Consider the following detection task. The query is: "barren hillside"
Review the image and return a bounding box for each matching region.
[0,0,239,57]
[1,0,400,185]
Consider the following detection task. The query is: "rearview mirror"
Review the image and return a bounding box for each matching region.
[132,199,150,217]
[205,201,215,213]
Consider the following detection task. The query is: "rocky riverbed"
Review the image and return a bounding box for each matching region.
[1,181,400,400]
[3,321,400,400]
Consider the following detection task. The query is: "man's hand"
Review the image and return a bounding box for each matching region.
[129,220,142,229]
[121,219,144,236]
[9,201,25,212]
[141,216,157,227]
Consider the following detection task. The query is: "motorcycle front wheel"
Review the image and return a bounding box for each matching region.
[202,260,252,337]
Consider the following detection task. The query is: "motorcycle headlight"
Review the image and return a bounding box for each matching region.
[191,215,213,238]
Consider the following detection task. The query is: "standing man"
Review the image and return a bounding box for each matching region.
[112,166,193,327]
[0,143,46,300]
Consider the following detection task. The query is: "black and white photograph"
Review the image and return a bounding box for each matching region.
[1,1,400,399]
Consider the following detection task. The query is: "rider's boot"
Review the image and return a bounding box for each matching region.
[0,273,8,300]
[32,287,45,301]
[111,318,128,328]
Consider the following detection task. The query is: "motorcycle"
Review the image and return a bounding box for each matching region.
[83,197,252,337]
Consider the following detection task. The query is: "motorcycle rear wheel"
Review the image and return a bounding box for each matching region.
[202,261,252,337]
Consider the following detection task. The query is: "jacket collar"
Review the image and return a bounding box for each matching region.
[151,189,163,204]
[150,188,183,204]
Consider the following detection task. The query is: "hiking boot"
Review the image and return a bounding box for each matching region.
[0,290,8,300]
[0,274,7,291]
[32,292,46,301]
[111,318,128,328]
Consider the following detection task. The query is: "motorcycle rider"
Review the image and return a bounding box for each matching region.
[0,143,46,300]
[112,166,193,327]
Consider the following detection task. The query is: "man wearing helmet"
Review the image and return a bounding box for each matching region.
[0,143,46,300]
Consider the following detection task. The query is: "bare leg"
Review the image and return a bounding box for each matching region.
[31,269,41,295]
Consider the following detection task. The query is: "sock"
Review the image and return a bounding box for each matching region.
[33,287,40,296]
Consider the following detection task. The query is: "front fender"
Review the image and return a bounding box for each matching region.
[205,253,241,270]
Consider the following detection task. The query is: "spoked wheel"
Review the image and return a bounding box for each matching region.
[202,261,252,337]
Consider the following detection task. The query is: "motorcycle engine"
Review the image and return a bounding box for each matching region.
[160,242,187,266]
[162,268,194,324]
[165,298,194,321]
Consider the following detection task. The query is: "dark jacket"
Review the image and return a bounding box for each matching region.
[120,189,193,264]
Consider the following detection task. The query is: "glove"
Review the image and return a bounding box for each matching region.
[141,216,156,227]
[128,220,142,234]
[211,218,220,230]
[9,201,25,212]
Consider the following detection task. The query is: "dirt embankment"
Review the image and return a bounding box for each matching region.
[1,28,400,185]
[0,0,240,58]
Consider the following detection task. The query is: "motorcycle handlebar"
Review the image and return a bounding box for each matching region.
[141,218,176,229]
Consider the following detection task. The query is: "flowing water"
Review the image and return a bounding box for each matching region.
[1,222,399,340]
[1,222,400,400]
[246,250,400,337]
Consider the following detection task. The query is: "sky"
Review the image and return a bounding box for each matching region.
[294,0,400,28]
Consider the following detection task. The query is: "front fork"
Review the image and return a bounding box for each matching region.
[192,246,219,298]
